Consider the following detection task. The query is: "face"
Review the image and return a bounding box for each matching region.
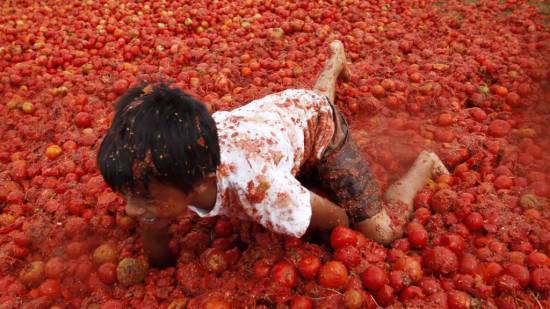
[125,181,193,228]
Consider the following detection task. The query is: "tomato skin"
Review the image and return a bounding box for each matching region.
[399,285,424,302]
[20,261,45,287]
[406,223,428,248]
[298,256,321,280]
[376,285,395,306]
[528,251,550,266]
[440,233,465,255]
[330,226,358,249]
[74,112,92,128]
[204,299,231,309]
[342,289,364,309]
[100,300,125,309]
[393,256,423,283]
[97,262,117,285]
[214,219,233,237]
[361,266,388,291]
[253,260,271,279]
[201,248,228,274]
[318,261,348,289]
[38,279,61,299]
[334,245,361,268]
[464,212,483,231]
[447,290,471,309]
[113,79,129,94]
[431,189,458,213]
[271,261,297,288]
[44,257,65,279]
[488,120,511,137]
[459,254,478,275]
[424,246,459,275]
[495,274,520,293]
[290,296,313,309]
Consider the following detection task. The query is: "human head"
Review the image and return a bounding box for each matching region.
[97,83,220,220]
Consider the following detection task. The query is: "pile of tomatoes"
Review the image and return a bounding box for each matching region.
[1,0,549,308]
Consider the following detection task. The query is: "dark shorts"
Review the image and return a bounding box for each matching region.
[315,102,383,224]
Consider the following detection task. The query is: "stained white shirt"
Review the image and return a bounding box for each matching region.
[188,89,335,237]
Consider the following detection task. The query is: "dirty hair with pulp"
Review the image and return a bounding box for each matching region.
[97,83,220,195]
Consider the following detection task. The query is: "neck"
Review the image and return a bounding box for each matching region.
[191,176,217,211]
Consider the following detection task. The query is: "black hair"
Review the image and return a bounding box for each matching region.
[97,83,220,196]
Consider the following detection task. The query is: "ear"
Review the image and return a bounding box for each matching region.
[193,173,216,194]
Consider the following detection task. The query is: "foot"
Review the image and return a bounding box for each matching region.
[329,40,351,81]
[426,151,450,178]
[354,209,402,246]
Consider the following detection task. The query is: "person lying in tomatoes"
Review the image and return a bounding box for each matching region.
[97,40,449,267]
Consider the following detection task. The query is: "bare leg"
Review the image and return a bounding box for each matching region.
[355,151,449,244]
[384,151,448,212]
[314,40,350,104]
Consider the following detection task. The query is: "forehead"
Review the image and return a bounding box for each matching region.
[127,180,187,200]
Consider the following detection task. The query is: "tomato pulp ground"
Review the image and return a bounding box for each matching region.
[0,0,549,308]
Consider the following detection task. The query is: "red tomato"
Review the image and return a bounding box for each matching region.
[376,285,395,306]
[330,226,358,249]
[530,268,550,292]
[204,299,231,309]
[113,79,129,94]
[97,262,117,285]
[361,266,388,291]
[464,212,483,231]
[74,112,92,128]
[431,189,457,213]
[298,256,321,280]
[44,257,65,279]
[214,219,233,237]
[290,296,313,309]
[437,113,454,126]
[342,289,364,309]
[371,85,385,97]
[399,286,424,302]
[459,254,478,275]
[487,120,511,137]
[406,223,428,248]
[505,92,520,106]
[318,261,348,289]
[440,233,465,255]
[424,247,458,275]
[100,300,125,309]
[38,279,61,298]
[253,260,271,279]
[334,246,361,268]
[271,261,297,288]
[393,257,423,283]
[201,248,228,274]
[526,252,550,268]
[447,290,471,309]
[495,274,520,293]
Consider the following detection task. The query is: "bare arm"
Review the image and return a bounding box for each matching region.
[309,190,349,231]
[139,221,175,268]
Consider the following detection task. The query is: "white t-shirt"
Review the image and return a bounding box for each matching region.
[188,89,336,237]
